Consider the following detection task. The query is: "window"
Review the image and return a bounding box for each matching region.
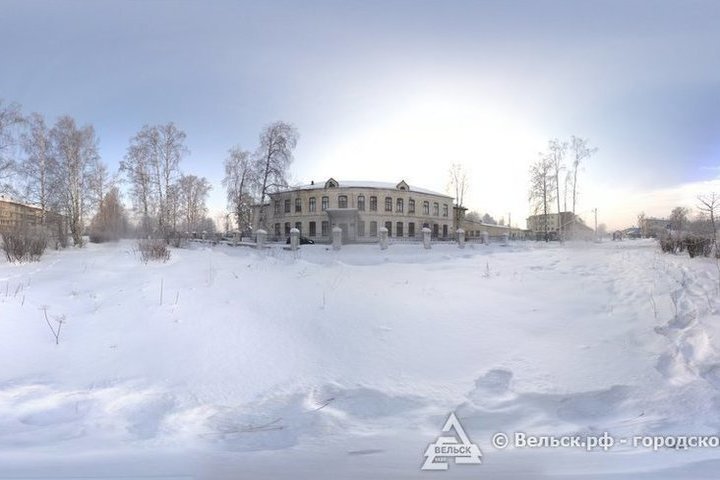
[295,221,302,233]
[284,222,291,235]
[443,204,448,217]
[396,222,404,237]
[295,198,302,213]
[357,221,365,237]
[274,201,281,215]
[284,199,291,213]
[433,202,439,216]
[309,221,316,236]
[274,223,281,236]
[408,222,415,237]
[370,221,378,237]
[396,198,404,213]
[385,221,392,236]
[322,196,329,211]
[442,224,448,238]
[385,197,392,212]
[309,197,316,212]
[338,195,348,208]
[408,199,415,214]
[357,195,365,211]
[370,196,377,211]
[321,221,329,236]
[423,201,430,215]
[433,224,439,237]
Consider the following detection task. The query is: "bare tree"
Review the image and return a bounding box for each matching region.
[465,211,481,222]
[19,113,58,224]
[86,156,112,216]
[255,121,298,229]
[121,131,155,235]
[89,187,128,242]
[448,163,468,207]
[698,193,719,251]
[223,147,257,232]
[0,100,24,193]
[547,139,567,239]
[153,123,186,238]
[669,206,689,235]
[122,123,187,238]
[177,174,212,233]
[569,136,597,216]
[51,116,99,247]
[529,154,556,241]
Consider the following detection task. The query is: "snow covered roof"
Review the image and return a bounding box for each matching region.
[283,179,452,198]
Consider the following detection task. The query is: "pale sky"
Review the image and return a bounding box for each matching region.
[2,0,719,230]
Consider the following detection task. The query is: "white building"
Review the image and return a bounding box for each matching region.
[252,178,455,243]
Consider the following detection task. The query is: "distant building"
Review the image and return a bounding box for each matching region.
[252,178,455,243]
[0,195,64,232]
[639,217,670,238]
[458,213,530,240]
[526,212,594,240]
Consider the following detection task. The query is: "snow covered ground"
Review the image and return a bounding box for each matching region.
[2,238,720,478]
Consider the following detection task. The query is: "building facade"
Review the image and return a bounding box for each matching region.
[639,217,670,238]
[526,212,594,240]
[252,178,455,243]
[0,195,64,232]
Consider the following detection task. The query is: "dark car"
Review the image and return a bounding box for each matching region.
[286,236,315,245]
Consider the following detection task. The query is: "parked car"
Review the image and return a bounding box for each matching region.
[286,236,315,245]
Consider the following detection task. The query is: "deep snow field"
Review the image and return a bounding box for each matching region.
[2,238,720,478]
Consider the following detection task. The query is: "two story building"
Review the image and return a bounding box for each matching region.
[252,178,456,243]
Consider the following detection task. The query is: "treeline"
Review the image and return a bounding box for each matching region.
[0,98,299,248]
[648,196,720,259]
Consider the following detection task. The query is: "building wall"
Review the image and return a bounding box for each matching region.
[526,212,594,240]
[252,181,455,242]
[0,197,64,233]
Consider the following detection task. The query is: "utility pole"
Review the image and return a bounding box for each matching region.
[594,208,598,240]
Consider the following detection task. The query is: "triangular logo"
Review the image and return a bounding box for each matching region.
[421,412,483,471]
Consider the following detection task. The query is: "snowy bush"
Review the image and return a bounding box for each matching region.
[684,235,712,258]
[659,236,678,254]
[137,239,170,263]
[1,224,48,262]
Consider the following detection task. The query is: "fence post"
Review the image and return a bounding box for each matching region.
[290,227,300,250]
[379,227,389,250]
[422,227,432,249]
[332,226,342,251]
[457,228,465,249]
[256,229,267,248]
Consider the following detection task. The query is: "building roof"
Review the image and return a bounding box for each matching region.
[0,194,42,210]
[281,179,453,199]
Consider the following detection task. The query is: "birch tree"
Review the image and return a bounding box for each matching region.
[177,174,211,233]
[121,129,155,235]
[19,113,57,224]
[0,100,24,193]
[547,139,567,238]
[569,136,597,216]
[51,116,99,246]
[448,163,468,207]
[222,147,257,232]
[122,123,187,238]
[529,154,556,241]
[154,123,186,237]
[255,121,298,228]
